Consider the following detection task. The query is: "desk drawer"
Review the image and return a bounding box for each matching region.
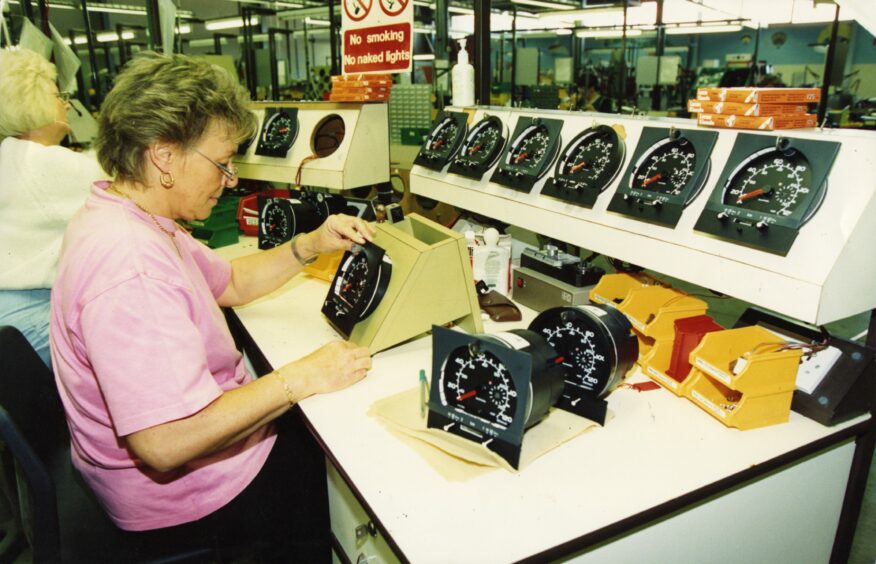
[327,460,399,564]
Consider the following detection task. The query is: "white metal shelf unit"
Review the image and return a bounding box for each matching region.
[410,106,876,325]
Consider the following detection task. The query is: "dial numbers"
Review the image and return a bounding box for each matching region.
[633,139,696,196]
[414,111,468,171]
[255,108,299,158]
[448,115,506,178]
[491,116,563,192]
[440,348,518,428]
[722,149,812,218]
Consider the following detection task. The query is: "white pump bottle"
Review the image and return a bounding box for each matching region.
[451,38,475,107]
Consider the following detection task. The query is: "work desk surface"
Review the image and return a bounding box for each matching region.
[218,238,871,563]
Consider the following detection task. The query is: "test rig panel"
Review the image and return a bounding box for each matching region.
[234,101,390,190]
[410,106,876,326]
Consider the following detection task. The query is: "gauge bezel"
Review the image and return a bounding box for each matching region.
[542,124,626,208]
[447,115,507,179]
[490,116,563,193]
[257,195,325,250]
[311,114,346,158]
[607,126,718,227]
[322,242,393,337]
[694,133,840,256]
[413,111,468,171]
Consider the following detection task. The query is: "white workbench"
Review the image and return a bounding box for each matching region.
[219,238,872,563]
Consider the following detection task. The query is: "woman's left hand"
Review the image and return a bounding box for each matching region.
[302,214,376,256]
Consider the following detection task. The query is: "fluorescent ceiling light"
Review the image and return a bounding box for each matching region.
[413,54,436,60]
[205,16,260,30]
[414,26,434,33]
[576,28,642,38]
[665,23,743,34]
[176,25,192,35]
[555,28,572,35]
[511,0,576,10]
[305,18,330,26]
[96,31,136,42]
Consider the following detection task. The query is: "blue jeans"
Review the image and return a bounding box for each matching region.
[0,289,52,369]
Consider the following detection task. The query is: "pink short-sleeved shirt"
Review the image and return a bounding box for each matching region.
[50,181,276,531]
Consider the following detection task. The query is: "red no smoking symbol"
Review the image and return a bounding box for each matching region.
[344,0,372,21]
[379,0,408,17]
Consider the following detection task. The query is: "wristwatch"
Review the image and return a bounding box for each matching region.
[290,234,318,266]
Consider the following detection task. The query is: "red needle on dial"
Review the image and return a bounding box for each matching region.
[469,144,481,155]
[457,390,477,401]
[736,187,771,204]
[514,151,529,163]
[278,127,288,133]
[642,173,662,187]
[432,139,445,149]
[571,161,588,173]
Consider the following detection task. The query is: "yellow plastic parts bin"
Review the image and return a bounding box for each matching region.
[617,286,708,367]
[589,272,657,308]
[685,325,802,430]
[643,315,724,396]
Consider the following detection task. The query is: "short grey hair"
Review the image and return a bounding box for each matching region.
[96,52,257,183]
[0,47,58,142]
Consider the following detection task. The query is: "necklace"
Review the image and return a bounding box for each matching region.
[107,185,182,258]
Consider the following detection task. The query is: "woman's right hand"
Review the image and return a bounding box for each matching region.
[281,340,372,399]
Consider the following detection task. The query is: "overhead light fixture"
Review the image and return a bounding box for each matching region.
[576,28,642,38]
[413,54,436,60]
[205,16,260,31]
[96,31,136,42]
[176,24,192,35]
[555,28,572,35]
[665,23,743,35]
[511,0,576,10]
[414,26,434,34]
[305,17,330,26]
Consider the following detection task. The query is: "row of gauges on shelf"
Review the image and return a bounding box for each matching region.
[414,111,840,256]
[427,304,638,469]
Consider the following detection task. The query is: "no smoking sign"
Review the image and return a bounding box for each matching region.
[342,0,412,74]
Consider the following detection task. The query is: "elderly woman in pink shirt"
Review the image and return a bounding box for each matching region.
[49,52,373,561]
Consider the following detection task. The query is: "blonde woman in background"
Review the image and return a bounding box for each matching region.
[0,47,105,367]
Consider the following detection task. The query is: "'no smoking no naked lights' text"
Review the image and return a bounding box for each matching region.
[342,0,412,74]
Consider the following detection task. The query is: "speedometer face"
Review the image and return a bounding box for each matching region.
[448,115,506,179]
[414,111,467,170]
[529,305,637,400]
[440,347,518,428]
[322,242,392,337]
[722,148,813,218]
[491,116,563,192]
[608,127,718,227]
[694,134,840,256]
[542,124,626,208]
[255,108,299,157]
[427,326,565,469]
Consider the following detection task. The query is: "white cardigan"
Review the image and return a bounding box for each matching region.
[0,137,106,289]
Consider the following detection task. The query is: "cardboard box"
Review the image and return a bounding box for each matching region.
[697,113,817,130]
[687,99,810,116]
[696,87,820,104]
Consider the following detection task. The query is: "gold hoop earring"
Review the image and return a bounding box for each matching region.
[159,171,175,188]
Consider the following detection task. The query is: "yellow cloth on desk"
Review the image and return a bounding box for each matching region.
[369,386,602,480]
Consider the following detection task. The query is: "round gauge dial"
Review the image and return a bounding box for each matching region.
[322,242,392,337]
[529,305,637,399]
[421,116,462,161]
[451,115,505,173]
[550,125,625,201]
[440,346,518,428]
[631,137,698,198]
[259,200,291,246]
[722,147,817,220]
[506,123,552,174]
[256,108,299,157]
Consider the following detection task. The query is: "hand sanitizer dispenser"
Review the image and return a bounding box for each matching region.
[451,38,475,107]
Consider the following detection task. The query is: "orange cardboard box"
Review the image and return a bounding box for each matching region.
[696,87,820,104]
[687,99,809,116]
[697,113,817,130]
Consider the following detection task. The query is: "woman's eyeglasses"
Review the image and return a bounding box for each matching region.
[195,150,238,182]
[56,91,72,103]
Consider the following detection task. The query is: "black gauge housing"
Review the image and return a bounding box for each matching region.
[448,115,507,180]
[414,111,468,171]
[322,242,392,337]
[255,108,299,158]
[607,127,718,227]
[542,125,626,208]
[490,116,563,193]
